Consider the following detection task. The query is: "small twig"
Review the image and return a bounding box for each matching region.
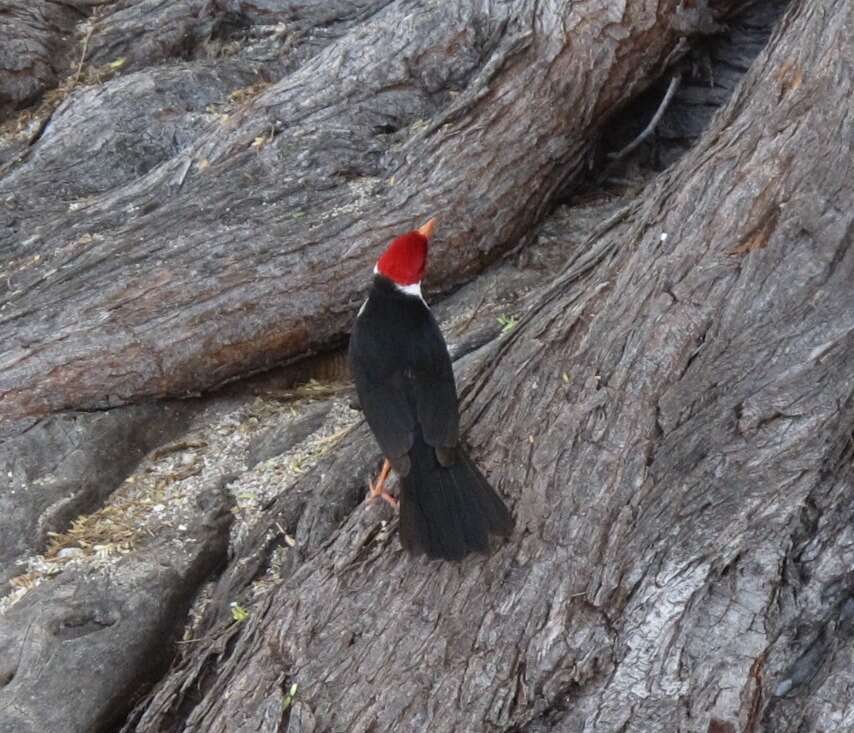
[313,425,354,448]
[661,36,688,72]
[175,623,240,644]
[27,106,56,146]
[151,439,208,460]
[608,74,682,162]
[455,290,490,334]
[74,21,96,84]
[174,156,193,189]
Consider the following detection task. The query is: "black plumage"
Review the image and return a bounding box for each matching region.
[349,274,514,560]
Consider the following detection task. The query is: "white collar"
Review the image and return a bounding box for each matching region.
[395,281,423,298]
[373,265,426,304]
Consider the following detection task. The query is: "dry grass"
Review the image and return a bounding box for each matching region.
[0,57,127,148]
[256,378,351,403]
[0,5,124,148]
[227,80,272,107]
[2,450,203,614]
[206,80,273,126]
[1,391,359,616]
[44,462,202,560]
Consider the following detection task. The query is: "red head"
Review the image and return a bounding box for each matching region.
[376,218,437,286]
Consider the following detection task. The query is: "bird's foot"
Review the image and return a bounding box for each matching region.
[366,459,398,509]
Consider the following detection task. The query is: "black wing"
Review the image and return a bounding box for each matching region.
[349,280,459,474]
[410,307,459,449]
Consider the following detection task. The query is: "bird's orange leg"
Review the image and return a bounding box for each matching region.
[367,458,398,509]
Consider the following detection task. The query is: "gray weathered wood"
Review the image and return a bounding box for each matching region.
[0,0,736,422]
[0,479,232,733]
[119,2,854,731]
[0,402,195,587]
[4,1,852,732]
[0,1,82,120]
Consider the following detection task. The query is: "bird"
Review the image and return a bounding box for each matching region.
[348,217,514,560]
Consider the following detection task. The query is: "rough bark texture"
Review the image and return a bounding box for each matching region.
[0,0,735,421]
[82,0,390,73]
[0,1,82,119]
[0,401,195,587]
[0,481,232,733]
[124,1,854,731]
[2,0,852,732]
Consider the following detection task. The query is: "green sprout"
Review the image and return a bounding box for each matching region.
[231,604,250,623]
[497,314,518,334]
[283,683,299,710]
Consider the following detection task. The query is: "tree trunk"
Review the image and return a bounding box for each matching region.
[126,1,854,731]
[0,0,735,422]
[2,0,853,732]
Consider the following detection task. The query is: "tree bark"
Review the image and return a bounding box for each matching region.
[0,1,83,120]
[114,1,854,731]
[0,479,232,733]
[0,401,195,588]
[0,0,735,422]
[3,1,853,732]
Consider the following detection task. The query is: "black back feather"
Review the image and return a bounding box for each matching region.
[350,275,513,559]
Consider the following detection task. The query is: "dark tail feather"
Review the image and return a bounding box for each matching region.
[398,436,514,561]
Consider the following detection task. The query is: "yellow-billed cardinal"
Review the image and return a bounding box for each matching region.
[348,218,514,560]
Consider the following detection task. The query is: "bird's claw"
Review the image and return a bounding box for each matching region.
[367,483,399,509]
[366,459,398,509]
